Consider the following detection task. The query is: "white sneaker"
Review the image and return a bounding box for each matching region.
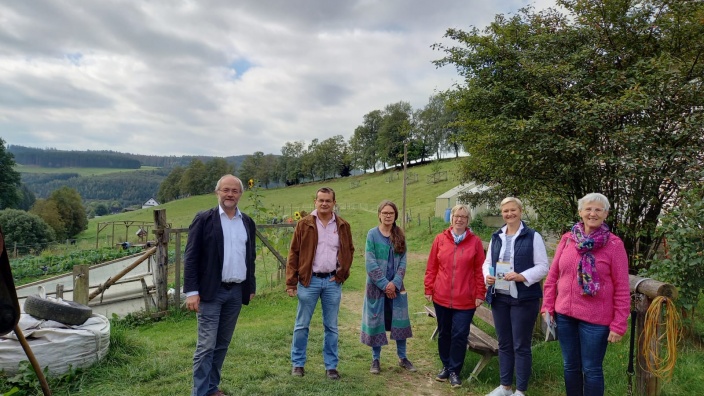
[486,386,513,396]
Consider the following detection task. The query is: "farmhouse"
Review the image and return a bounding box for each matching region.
[141,198,160,209]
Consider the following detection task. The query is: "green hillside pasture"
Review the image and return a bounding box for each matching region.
[79,159,464,249]
[15,164,160,176]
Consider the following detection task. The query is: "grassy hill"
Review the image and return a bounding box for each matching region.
[80,158,466,247]
[14,164,160,176]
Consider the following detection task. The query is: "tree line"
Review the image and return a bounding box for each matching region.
[8,144,247,170]
[9,145,141,169]
[157,96,463,200]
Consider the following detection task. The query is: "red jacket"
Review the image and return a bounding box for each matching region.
[425,228,487,310]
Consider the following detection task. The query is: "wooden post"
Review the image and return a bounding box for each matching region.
[72,265,89,305]
[55,284,64,300]
[174,230,182,308]
[629,275,678,396]
[153,209,169,311]
[402,142,408,230]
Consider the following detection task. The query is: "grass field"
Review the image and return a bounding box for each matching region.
[2,158,699,395]
[14,164,160,176]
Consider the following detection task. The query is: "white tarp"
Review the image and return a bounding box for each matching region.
[0,313,110,375]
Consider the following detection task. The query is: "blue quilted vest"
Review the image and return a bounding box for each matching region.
[485,223,543,304]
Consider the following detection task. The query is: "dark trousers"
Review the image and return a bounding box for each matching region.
[433,302,475,375]
[491,294,540,392]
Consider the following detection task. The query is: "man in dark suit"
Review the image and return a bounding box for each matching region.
[184,174,256,396]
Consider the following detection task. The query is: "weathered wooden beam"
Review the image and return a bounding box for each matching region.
[629,275,677,300]
[88,247,157,301]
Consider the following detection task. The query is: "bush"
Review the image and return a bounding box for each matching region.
[648,184,704,325]
[0,209,55,254]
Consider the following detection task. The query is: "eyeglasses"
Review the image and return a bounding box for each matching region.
[582,208,605,214]
[218,189,241,194]
[454,215,469,220]
[380,212,395,216]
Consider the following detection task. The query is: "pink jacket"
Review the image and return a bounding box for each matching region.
[424,228,486,310]
[541,232,630,335]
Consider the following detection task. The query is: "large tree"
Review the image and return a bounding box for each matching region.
[49,187,88,239]
[180,159,209,196]
[239,151,271,187]
[434,0,704,270]
[0,138,21,209]
[278,141,305,185]
[204,158,236,191]
[378,102,413,169]
[157,166,186,203]
[31,198,66,240]
[349,110,383,172]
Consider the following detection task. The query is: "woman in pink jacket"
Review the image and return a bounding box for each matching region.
[425,204,486,389]
[541,193,630,396]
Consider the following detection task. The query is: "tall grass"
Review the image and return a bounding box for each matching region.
[2,159,699,395]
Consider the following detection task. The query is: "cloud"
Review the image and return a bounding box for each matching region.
[0,0,556,157]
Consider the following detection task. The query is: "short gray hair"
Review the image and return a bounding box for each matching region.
[500,197,523,211]
[214,174,244,192]
[450,204,472,222]
[578,193,610,212]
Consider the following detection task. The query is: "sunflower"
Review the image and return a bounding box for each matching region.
[294,211,301,221]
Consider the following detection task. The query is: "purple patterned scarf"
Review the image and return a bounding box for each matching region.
[570,222,610,296]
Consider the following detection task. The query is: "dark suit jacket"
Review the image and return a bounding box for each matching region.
[183,206,257,304]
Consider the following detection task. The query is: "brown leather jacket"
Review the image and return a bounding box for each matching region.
[286,213,354,290]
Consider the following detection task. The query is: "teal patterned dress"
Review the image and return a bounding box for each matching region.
[360,227,413,346]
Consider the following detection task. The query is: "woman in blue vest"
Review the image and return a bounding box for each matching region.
[483,197,549,396]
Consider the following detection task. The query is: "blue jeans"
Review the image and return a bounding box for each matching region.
[192,283,243,396]
[433,302,475,375]
[492,295,540,392]
[557,313,610,396]
[372,339,407,360]
[291,276,342,370]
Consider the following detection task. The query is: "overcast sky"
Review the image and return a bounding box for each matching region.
[0,0,556,157]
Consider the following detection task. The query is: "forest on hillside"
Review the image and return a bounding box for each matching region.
[21,169,169,208]
[8,145,248,170]
[8,145,250,208]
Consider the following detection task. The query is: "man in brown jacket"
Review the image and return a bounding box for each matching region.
[286,187,354,380]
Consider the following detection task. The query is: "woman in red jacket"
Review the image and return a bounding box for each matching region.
[425,204,486,389]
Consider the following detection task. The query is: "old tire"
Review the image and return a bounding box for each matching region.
[24,295,92,326]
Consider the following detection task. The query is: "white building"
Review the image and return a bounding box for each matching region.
[141,198,160,209]
[435,182,493,221]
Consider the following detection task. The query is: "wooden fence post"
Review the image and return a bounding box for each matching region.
[174,230,182,308]
[153,209,169,312]
[73,265,89,305]
[629,275,678,396]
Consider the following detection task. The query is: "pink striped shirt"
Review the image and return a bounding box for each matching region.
[310,209,339,273]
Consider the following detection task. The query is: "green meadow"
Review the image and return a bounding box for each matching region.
[3,158,699,395]
[14,164,160,177]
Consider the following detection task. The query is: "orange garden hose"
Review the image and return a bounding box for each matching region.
[640,295,681,381]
